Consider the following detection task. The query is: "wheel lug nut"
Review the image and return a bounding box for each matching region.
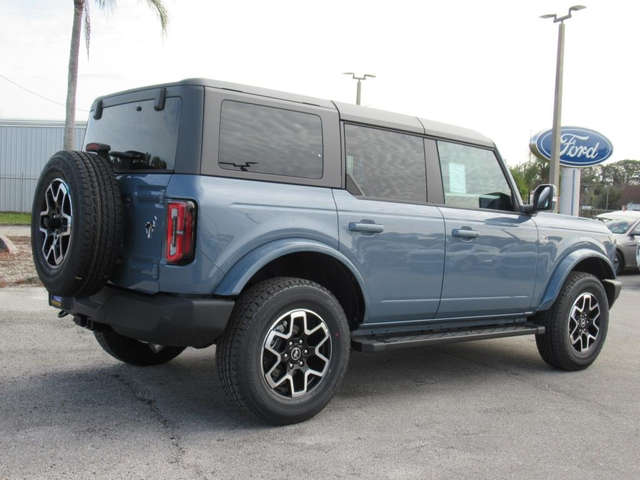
[289,363,294,369]
[283,353,288,359]
[299,340,303,345]
[289,341,293,346]
[298,361,304,366]
[304,349,308,355]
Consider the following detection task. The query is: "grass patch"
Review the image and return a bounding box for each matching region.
[0,212,31,225]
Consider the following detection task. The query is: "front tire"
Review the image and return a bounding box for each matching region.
[94,329,185,366]
[534,272,609,371]
[216,278,350,425]
[614,250,624,275]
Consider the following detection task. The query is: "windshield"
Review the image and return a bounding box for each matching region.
[83,97,182,171]
[604,219,633,234]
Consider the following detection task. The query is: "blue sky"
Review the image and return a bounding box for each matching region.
[1,0,638,165]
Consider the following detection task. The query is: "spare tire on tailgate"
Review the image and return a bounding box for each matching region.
[31,150,123,297]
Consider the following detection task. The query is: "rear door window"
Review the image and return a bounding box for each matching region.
[84,98,182,171]
[345,124,427,203]
[218,100,323,179]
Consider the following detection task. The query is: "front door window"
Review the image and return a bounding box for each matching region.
[438,141,514,212]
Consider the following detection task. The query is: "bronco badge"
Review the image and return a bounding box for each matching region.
[145,216,157,239]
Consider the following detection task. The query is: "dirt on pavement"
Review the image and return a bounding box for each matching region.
[0,236,41,288]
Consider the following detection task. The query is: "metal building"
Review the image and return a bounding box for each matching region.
[0,119,86,212]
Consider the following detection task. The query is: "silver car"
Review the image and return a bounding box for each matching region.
[598,212,640,274]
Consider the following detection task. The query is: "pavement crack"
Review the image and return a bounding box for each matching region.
[110,374,188,468]
[110,373,210,478]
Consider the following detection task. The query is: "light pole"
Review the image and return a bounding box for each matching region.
[540,5,586,212]
[343,73,376,105]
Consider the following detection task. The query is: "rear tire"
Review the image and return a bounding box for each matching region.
[534,272,609,371]
[216,278,350,425]
[31,150,123,297]
[94,329,185,366]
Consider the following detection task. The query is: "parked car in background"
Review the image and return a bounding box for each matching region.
[597,211,640,274]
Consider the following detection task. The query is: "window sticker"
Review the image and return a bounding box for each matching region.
[346,155,355,173]
[449,162,466,194]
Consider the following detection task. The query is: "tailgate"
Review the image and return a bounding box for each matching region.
[109,174,172,293]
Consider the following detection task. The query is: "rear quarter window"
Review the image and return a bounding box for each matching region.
[218,100,323,179]
[84,97,182,171]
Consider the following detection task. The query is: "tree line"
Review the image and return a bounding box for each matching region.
[510,159,640,212]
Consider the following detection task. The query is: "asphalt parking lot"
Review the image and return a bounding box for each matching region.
[1,275,639,480]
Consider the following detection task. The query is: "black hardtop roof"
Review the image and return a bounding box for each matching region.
[92,78,494,147]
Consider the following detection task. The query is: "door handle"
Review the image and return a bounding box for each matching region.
[349,222,384,233]
[452,229,479,239]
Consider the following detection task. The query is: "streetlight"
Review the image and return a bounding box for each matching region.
[540,5,587,212]
[343,73,376,105]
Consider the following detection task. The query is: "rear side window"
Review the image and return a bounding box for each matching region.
[84,97,182,171]
[218,101,323,179]
[438,141,514,211]
[345,124,427,203]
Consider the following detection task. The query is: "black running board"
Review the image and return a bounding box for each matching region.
[351,323,545,352]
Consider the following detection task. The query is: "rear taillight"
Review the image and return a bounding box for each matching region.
[166,200,196,265]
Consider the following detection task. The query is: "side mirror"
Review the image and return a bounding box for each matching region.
[520,184,557,214]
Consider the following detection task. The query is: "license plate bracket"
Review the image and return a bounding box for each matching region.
[49,294,72,310]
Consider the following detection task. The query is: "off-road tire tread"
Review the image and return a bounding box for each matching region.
[75,150,122,296]
[216,277,346,424]
[534,272,607,371]
[94,329,185,366]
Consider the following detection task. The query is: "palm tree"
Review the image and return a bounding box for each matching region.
[63,0,168,150]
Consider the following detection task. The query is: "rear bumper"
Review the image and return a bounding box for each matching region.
[53,286,235,348]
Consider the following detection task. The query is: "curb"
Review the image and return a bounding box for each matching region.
[0,235,19,254]
[0,226,31,238]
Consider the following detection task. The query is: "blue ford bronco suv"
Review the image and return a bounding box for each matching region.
[32,79,621,424]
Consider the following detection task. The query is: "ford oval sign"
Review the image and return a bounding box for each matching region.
[530,127,613,167]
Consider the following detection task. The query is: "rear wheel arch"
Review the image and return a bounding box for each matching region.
[214,240,369,329]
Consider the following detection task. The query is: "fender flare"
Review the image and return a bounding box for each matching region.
[538,249,615,311]
[213,238,370,312]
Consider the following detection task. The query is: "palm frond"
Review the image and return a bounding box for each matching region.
[83,0,91,57]
[82,0,167,60]
[95,0,117,10]
[142,0,169,34]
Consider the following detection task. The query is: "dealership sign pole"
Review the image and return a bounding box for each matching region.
[530,127,614,215]
[541,5,587,212]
